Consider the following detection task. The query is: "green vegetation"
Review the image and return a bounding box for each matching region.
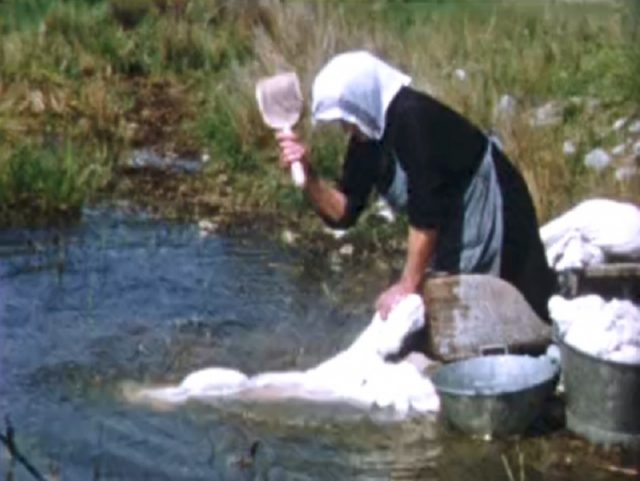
[0,0,638,234]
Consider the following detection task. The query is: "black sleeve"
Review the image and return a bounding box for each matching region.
[324,137,380,229]
[392,113,447,230]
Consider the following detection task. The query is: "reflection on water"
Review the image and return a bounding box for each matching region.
[0,207,630,480]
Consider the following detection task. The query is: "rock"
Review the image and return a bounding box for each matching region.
[198,219,218,236]
[615,165,638,182]
[633,141,640,160]
[128,148,203,174]
[628,119,640,134]
[281,229,298,245]
[338,243,354,256]
[563,140,577,156]
[323,227,348,240]
[29,90,45,113]
[612,117,628,131]
[611,143,627,156]
[494,94,517,121]
[584,148,611,171]
[531,101,563,127]
[453,68,467,81]
[585,98,601,114]
[424,274,551,361]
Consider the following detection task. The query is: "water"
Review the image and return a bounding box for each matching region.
[0,207,631,480]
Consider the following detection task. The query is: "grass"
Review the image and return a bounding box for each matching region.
[0,0,638,233]
[0,142,108,225]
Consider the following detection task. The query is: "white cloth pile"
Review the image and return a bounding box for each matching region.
[540,198,640,271]
[126,295,440,418]
[549,294,640,364]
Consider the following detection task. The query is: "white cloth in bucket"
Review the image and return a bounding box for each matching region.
[549,294,640,363]
[125,294,440,417]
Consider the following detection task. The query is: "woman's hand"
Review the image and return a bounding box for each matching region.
[376,227,436,320]
[375,280,417,321]
[276,130,309,175]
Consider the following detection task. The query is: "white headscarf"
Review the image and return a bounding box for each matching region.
[311,51,412,140]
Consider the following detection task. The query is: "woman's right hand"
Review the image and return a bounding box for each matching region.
[276,130,309,174]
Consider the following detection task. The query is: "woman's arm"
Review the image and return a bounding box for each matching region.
[376,226,438,319]
[303,169,350,225]
[276,130,348,224]
[276,130,376,228]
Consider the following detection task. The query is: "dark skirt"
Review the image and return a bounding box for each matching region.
[493,146,558,322]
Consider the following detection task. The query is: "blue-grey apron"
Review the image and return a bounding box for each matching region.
[381,137,503,275]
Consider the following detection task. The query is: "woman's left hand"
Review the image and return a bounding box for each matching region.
[375,281,416,320]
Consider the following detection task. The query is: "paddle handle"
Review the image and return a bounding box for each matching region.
[282,126,306,188]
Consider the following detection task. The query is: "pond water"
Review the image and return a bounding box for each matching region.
[0,207,631,480]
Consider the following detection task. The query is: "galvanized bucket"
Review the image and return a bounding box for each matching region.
[432,354,560,438]
[559,338,640,449]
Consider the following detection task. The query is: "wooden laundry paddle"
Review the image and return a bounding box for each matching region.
[255,72,306,187]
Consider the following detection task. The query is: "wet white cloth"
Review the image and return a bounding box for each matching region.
[540,198,640,271]
[311,50,411,140]
[549,294,640,364]
[128,295,440,417]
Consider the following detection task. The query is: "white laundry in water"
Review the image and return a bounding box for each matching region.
[126,294,440,417]
[549,294,640,364]
[540,198,640,270]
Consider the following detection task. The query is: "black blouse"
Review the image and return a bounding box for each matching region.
[332,86,488,231]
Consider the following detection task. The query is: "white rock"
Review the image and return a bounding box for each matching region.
[494,94,517,121]
[612,117,628,131]
[453,68,467,81]
[633,141,640,159]
[611,143,627,156]
[615,166,638,182]
[281,229,298,245]
[198,219,218,237]
[563,140,577,156]
[584,148,612,171]
[323,227,348,240]
[531,101,563,127]
[338,243,354,256]
[628,119,640,134]
[585,98,601,114]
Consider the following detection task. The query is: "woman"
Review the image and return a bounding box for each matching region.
[276,50,557,322]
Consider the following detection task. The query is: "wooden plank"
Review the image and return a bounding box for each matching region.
[558,263,640,301]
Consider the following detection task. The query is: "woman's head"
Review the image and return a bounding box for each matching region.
[311,51,411,141]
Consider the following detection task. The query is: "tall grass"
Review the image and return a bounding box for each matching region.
[0,0,637,228]
[0,142,108,225]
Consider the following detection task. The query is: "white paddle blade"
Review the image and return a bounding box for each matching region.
[256,72,306,187]
[255,72,303,130]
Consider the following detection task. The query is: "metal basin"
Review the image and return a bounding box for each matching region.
[559,338,640,449]
[432,354,560,438]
